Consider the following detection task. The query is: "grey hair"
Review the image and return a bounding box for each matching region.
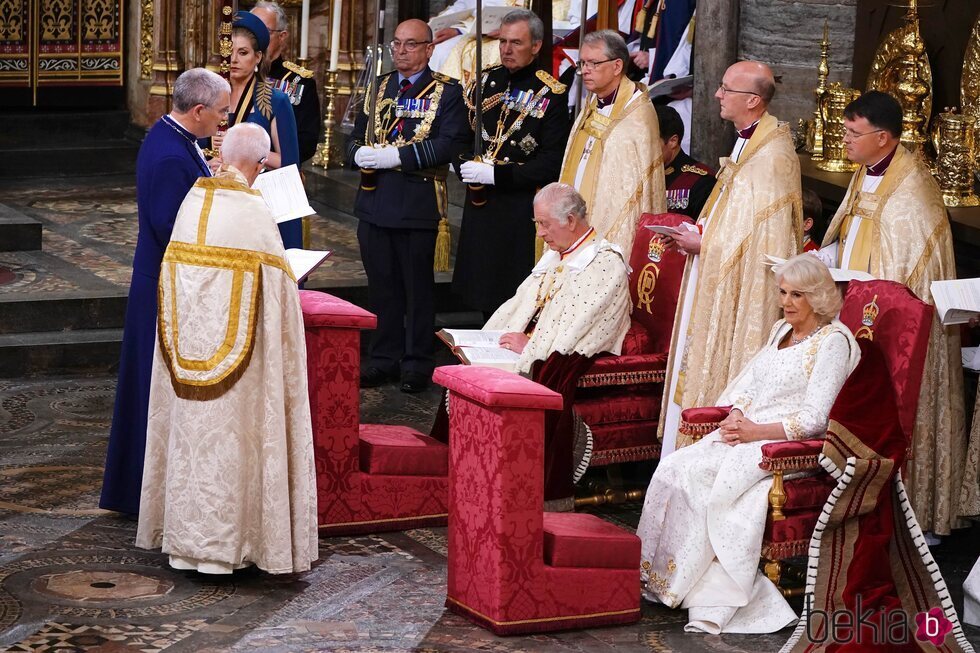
[773,253,842,321]
[253,1,288,31]
[221,122,271,168]
[172,68,230,113]
[500,9,544,43]
[533,182,588,227]
[582,29,629,69]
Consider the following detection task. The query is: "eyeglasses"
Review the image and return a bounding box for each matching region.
[389,39,431,52]
[843,128,884,140]
[576,58,616,72]
[717,83,760,97]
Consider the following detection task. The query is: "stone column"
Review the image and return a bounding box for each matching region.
[691,0,738,164]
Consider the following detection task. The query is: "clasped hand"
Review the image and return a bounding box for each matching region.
[718,409,756,446]
[460,160,495,185]
[354,145,401,170]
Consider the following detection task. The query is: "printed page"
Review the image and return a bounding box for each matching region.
[931,278,980,325]
[439,329,509,348]
[253,164,316,224]
[285,249,331,283]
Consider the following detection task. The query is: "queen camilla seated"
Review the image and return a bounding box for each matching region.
[636,254,861,634]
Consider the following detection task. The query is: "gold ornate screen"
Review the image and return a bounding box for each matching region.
[0,0,124,93]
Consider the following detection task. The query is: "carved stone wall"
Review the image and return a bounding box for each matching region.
[738,0,857,128]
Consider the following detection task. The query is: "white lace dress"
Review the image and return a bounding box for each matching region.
[637,319,860,634]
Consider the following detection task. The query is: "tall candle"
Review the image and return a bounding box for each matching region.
[300,0,311,60]
[329,0,342,71]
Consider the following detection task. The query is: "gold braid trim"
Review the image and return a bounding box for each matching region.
[678,420,720,438]
[761,539,809,561]
[759,452,822,473]
[591,444,661,466]
[716,191,801,284]
[905,215,951,293]
[576,369,665,388]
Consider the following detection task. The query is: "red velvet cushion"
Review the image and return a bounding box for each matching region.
[681,405,732,424]
[300,289,377,329]
[575,386,660,426]
[542,513,640,569]
[359,424,449,476]
[433,365,563,410]
[783,473,836,511]
[583,352,668,376]
[628,213,692,352]
[619,321,654,356]
[759,438,825,472]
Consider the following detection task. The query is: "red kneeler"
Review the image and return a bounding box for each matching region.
[301,290,449,535]
[433,364,641,635]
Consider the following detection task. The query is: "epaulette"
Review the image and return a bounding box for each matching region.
[283,60,314,79]
[432,71,458,84]
[536,69,566,94]
[681,164,710,176]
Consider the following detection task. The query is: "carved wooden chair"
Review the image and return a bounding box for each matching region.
[677,280,933,593]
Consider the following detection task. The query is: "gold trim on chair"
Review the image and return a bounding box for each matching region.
[576,369,665,388]
[678,419,720,441]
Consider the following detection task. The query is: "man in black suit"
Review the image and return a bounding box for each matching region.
[346,18,468,393]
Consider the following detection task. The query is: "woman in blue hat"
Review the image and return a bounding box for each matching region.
[211,10,302,247]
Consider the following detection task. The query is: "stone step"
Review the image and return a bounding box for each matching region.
[0,328,124,377]
[0,141,141,179]
[0,204,42,252]
[0,109,134,149]
[0,292,128,336]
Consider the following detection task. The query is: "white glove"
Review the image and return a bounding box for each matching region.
[460,160,495,185]
[373,145,402,170]
[354,145,377,168]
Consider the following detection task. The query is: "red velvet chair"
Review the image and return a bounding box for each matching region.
[677,280,933,591]
[433,364,641,635]
[301,290,449,536]
[573,213,691,469]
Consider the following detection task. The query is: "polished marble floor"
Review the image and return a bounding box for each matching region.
[0,373,977,652]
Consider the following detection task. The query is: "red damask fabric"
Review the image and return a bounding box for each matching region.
[358,424,449,476]
[542,513,641,569]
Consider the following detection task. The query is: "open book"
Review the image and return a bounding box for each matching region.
[465,6,517,34]
[645,224,693,238]
[765,255,874,283]
[436,328,520,371]
[429,9,472,32]
[285,249,331,284]
[253,164,316,224]
[931,278,980,325]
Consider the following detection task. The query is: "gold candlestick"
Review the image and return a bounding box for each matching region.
[816,83,862,173]
[895,0,929,152]
[313,69,340,169]
[811,21,831,160]
[932,109,980,207]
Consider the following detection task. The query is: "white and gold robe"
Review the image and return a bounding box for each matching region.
[559,75,666,254]
[639,320,860,634]
[820,144,978,535]
[135,167,317,574]
[660,113,803,454]
[485,232,632,374]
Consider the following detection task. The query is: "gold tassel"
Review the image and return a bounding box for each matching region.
[535,234,545,261]
[434,180,450,272]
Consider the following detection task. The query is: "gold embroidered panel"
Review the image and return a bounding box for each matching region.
[0,0,123,89]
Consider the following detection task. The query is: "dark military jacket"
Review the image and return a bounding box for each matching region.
[452,63,571,314]
[345,66,468,230]
[268,57,321,163]
[664,149,716,220]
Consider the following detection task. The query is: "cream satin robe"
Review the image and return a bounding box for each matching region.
[639,321,860,634]
[660,128,751,456]
[136,167,317,575]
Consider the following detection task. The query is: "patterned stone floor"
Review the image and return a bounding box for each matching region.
[0,374,978,652]
[0,175,368,297]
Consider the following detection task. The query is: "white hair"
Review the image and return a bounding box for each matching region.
[172,68,230,113]
[533,182,588,227]
[252,1,288,31]
[221,123,271,169]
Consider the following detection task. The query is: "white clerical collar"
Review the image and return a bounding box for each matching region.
[167,113,197,138]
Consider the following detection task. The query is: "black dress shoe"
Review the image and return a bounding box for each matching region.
[400,374,430,393]
[360,367,394,388]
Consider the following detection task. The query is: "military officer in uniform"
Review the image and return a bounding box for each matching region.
[346,19,469,393]
[655,104,715,220]
[252,1,322,163]
[454,9,571,316]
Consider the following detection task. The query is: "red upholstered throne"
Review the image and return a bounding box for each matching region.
[301,290,449,535]
[433,364,641,635]
[573,213,691,470]
[677,280,933,591]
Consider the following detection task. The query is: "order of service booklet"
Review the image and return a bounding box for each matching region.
[436,328,520,371]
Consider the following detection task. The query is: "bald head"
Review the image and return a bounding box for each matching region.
[392,19,434,76]
[715,60,775,129]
